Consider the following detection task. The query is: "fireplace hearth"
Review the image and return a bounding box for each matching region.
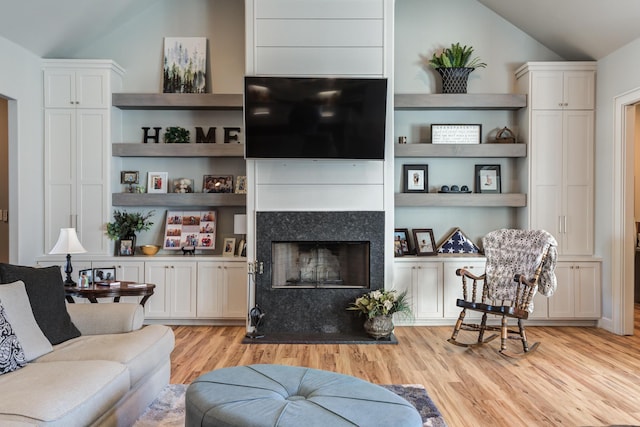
[251,211,385,340]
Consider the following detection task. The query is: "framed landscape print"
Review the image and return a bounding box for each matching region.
[163,37,207,94]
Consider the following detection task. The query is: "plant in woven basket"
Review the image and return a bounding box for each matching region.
[428,42,487,70]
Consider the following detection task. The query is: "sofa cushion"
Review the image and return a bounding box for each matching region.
[34,324,175,387]
[0,281,53,361]
[0,360,129,426]
[0,302,26,374]
[0,263,80,345]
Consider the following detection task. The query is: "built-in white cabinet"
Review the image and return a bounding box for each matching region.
[196,260,247,318]
[548,261,601,319]
[43,60,123,255]
[393,259,443,320]
[516,62,596,256]
[144,261,197,319]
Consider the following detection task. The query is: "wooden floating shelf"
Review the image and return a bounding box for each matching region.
[395,193,526,207]
[394,93,527,110]
[112,93,243,110]
[112,193,246,207]
[112,143,244,157]
[395,143,526,158]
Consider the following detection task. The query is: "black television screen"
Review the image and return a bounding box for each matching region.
[244,76,387,160]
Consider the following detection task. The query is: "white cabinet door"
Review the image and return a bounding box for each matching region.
[531,70,594,110]
[393,261,442,320]
[44,68,110,108]
[548,264,573,318]
[196,261,224,317]
[114,260,145,304]
[222,262,248,318]
[169,262,197,318]
[549,262,601,319]
[443,261,485,319]
[144,263,171,318]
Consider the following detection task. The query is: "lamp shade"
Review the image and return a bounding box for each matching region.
[49,228,87,255]
[234,214,247,235]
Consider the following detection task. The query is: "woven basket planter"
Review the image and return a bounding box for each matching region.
[436,67,474,94]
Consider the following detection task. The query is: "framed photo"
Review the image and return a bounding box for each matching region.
[119,240,135,256]
[431,124,482,144]
[237,239,246,257]
[223,237,236,257]
[78,268,93,285]
[413,229,437,256]
[403,164,428,193]
[235,176,247,194]
[394,239,404,257]
[475,165,501,193]
[147,172,168,194]
[164,211,217,250]
[172,178,194,193]
[93,267,116,281]
[120,171,139,185]
[394,228,412,256]
[203,175,233,193]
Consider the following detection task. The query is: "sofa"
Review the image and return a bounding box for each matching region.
[0,263,175,426]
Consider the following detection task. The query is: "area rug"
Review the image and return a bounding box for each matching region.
[134,383,447,427]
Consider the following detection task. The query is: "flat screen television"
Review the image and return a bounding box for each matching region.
[244,76,387,160]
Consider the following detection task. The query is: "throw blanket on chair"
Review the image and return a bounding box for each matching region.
[483,229,558,312]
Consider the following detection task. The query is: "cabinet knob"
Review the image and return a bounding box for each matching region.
[218,266,222,269]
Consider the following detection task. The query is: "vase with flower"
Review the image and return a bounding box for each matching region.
[347,289,411,339]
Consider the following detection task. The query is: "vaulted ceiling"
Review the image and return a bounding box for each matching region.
[0,0,638,60]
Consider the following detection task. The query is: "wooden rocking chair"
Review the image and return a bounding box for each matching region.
[448,229,557,357]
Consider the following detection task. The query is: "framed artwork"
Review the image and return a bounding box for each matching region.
[172,178,194,193]
[120,171,139,185]
[163,37,207,94]
[475,165,501,193]
[203,175,233,193]
[403,164,428,193]
[93,267,116,281]
[413,229,437,256]
[223,237,236,257]
[394,228,412,256]
[119,240,134,256]
[147,172,168,194]
[431,124,482,144]
[163,211,217,250]
[78,269,93,285]
[235,176,247,194]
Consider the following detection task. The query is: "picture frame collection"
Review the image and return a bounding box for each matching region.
[119,171,247,194]
[78,267,117,285]
[394,228,437,257]
[402,164,502,194]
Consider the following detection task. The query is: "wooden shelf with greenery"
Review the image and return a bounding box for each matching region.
[112,193,246,207]
[395,143,526,158]
[394,93,526,110]
[112,143,244,157]
[112,93,243,110]
[395,193,526,207]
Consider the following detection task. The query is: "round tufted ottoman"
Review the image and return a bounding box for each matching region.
[185,364,422,427]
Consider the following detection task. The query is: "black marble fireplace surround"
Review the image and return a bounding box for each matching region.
[252,211,388,343]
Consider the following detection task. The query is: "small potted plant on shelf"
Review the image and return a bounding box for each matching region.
[347,289,411,339]
[428,42,487,94]
[106,209,155,256]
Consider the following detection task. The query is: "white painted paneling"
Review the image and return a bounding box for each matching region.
[256,184,384,211]
[255,160,384,185]
[256,20,383,47]
[256,47,384,76]
[255,0,384,19]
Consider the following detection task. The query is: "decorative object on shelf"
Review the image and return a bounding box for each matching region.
[413,229,437,256]
[163,37,207,94]
[119,239,134,256]
[439,185,471,193]
[203,175,233,193]
[437,227,480,254]
[475,165,501,193]
[147,172,168,194]
[428,43,486,94]
[181,246,196,256]
[142,126,162,144]
[136,186,146,193]
[172,178,194,193]
[93,267,116,282]
[402,164,428,193]
[398,136,407,144]
[234,214,247,257]
[49,228,87,286]
[235,176,247,194]
[164,126,190,143]
[394,228,412,256]
[106,209,155,256]
[245,305,265,339]
[140,244,160,256]
[347,289,411,340]
[431,124,481,144]
[78,269,93,287]
[493,126,516,143]
[120,171,139,193]
[164,210,216,250]
[223,237,236,257]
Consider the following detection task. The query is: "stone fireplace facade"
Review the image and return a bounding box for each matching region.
[255,211,384,337]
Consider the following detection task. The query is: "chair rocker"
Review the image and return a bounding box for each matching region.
[447,229,558,357]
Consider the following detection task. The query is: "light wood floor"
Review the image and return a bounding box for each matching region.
[171,308,640,426]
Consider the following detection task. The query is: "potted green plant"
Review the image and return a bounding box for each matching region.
[106,209,155,255]
[347,289,411,339]
[428,43,487,94]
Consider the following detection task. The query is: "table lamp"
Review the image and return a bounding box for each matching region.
[49,228,87,286]
[234,214,247,257]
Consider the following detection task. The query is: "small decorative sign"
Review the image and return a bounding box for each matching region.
[431,124,482,144]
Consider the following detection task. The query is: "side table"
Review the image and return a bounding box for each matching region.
[65,281,155,306]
